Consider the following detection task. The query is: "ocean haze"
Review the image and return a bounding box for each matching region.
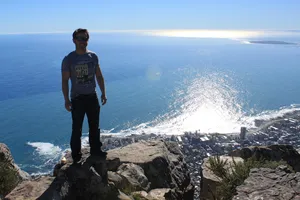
[1,32,300,174]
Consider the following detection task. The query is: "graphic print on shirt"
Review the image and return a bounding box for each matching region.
[75,63,94,85]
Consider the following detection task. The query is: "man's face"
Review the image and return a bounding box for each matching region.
[74,32,89,48]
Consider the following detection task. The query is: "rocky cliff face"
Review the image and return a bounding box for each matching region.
[3,140,194,200]
[0,143,30,197]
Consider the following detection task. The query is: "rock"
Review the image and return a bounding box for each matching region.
[117,163,150,191]
[233,165,300,200]
[4,176,54,200]
[108,171,129,190]
[53,150,121,176]
[0,143,31,197]
[5,140,193,200]
[131,191,148,199]
[118,191,133,200]
[200,156,244,200]
[107,157,121,172]
[54,156,119,200]
[147,188,170,199]
[229,144,300,172]
[7,156,121,200]
[131,189,170,200]
[107,140,194,199]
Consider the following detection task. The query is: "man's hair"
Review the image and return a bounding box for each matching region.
[72,28,89,39]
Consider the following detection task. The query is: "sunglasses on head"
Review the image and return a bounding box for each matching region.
[75,36,88,42]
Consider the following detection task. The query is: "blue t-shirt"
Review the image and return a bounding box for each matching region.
[61,50,99,99]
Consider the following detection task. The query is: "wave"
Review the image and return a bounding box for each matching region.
[26,142,66,175]
[27,142,63,158]
[27,142,62,157]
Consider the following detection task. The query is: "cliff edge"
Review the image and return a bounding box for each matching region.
[2,140,194,200]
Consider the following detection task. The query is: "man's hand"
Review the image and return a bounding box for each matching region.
[65,100,72,112]
[101,94,107,105]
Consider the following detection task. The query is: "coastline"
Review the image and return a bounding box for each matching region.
[10,109,300,199]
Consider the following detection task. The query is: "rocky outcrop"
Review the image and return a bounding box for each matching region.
[0,143,30,197]
[4,176,55,200]
[200,144,300,200]
[233,165,300,200]
[229,144,300,172]
[6,156,123,200]
[107,140,194,199]
[4,140,194,200]
[200,156,244,200]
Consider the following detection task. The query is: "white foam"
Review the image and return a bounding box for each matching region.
[250,105,300,122]
[30,171,53,177]
[27,142,62,158]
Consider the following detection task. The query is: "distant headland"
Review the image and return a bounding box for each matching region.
[248,40,298,45]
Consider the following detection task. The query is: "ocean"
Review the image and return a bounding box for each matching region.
[1,31,300,175]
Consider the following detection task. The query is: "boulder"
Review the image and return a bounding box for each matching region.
[229,144,300,172]
[148,189,170,199]
[116,163,150,191]
[107,140,194,199]
[108,171,129,190]
[200,156,244,200]
[0,143,30,197]
[51,156,120,200]
[233,165,300,200]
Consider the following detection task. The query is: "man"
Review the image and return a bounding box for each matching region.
[61,28,107,163]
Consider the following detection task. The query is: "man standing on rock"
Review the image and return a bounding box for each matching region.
[61,28,107,163]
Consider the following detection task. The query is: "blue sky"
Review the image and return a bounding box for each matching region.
[1,0,300,34]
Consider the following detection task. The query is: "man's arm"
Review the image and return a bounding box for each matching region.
[62,71,72,111]
[95,64,107,105]
[62,71,70,102]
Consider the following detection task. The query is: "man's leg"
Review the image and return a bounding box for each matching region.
[71,97,85,161]
[86,94,105,157]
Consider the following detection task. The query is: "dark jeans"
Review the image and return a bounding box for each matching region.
[71,93,102,158]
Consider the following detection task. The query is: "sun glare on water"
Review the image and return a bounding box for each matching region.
[142,29,264,39]
[166,72,249,134]
[125,71,252,135]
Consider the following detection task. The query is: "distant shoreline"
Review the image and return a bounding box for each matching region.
[248,40,298,45]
